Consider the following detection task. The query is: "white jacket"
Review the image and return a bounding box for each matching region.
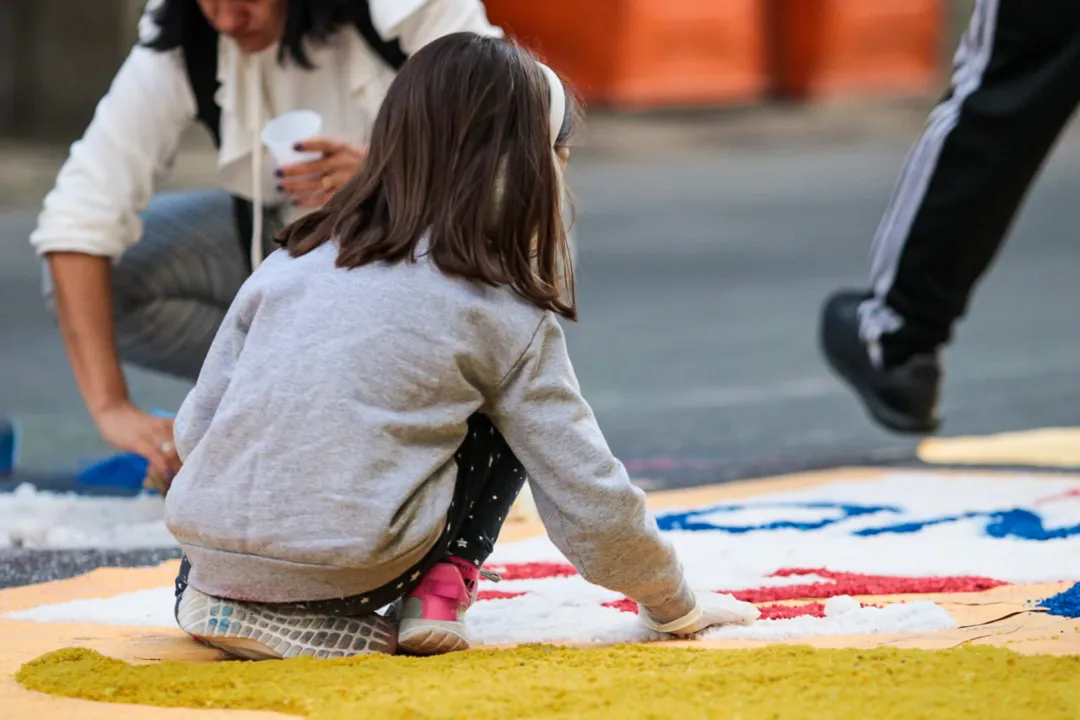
[29,0,502,265]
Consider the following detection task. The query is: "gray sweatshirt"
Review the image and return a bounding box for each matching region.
[165,241,695,622]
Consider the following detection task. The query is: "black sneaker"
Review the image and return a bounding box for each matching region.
[819,290,941,434]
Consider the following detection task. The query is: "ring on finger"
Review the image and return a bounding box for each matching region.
[159,440,175,454]
[321,175,334,191]
[145,470,170,495]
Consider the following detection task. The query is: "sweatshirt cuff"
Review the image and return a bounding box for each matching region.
[32,235,125,259]
[638,577,697,625]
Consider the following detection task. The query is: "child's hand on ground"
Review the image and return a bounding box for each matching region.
[639,592,760,636]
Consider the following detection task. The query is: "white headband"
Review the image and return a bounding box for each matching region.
[537,62,566,147]
[484,61,567,231]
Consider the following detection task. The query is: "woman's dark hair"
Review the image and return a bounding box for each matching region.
[143,0,353,69]
[277,32,580,320]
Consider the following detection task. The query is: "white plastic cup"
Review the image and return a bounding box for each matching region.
[261,109,323,167]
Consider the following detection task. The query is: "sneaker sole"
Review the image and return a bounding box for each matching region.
[177,588,397,660]
[398,620,471,656]
[821,326,940,435]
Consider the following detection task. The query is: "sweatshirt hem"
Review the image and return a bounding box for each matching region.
[180,531,439,604]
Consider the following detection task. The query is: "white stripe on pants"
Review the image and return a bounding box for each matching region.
[858,0,1001,346]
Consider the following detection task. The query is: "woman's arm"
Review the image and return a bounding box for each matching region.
[32,44,195,258]
[33,43,196,471]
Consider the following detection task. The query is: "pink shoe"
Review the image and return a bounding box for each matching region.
[397,556,478,655]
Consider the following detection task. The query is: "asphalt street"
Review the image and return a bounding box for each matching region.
[2,123,1079,490]
[4,117,1080,586]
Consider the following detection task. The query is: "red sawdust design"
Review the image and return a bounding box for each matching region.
[476,564,1007,614]
[477,590,527,601]
[599,598,883,620]
[723,568,1006,602]
[484,562,578,581]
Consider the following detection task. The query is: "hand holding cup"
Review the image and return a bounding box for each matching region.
[261,110,365,209]
[275,138,368,208]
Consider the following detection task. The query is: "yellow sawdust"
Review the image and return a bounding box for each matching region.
[17,644,1080,719]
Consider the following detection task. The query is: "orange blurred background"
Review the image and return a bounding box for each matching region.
[483,0,943,108]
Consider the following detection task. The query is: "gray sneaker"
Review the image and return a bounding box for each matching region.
[177,586,397,660]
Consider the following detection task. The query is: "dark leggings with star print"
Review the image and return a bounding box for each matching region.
[174,414,527,619]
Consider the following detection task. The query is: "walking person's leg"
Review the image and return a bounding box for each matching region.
[821,0,1080,434]
[110,190,279,382]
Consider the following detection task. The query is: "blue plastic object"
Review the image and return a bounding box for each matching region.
[0,416,16,477]
[75,452,149,490]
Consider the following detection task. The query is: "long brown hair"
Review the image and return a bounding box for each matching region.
[276,32,579,319]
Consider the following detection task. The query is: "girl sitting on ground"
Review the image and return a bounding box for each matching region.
[166,31,759,660]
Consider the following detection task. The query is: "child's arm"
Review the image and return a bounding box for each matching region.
[488,314,697,625]
[172,292,253,462]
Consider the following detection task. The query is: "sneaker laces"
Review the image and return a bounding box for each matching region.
[459,568,501,601]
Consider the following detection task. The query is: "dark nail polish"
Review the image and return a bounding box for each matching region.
[274,168,283,178]
[276,184,283,193]
[292,143,302,151]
